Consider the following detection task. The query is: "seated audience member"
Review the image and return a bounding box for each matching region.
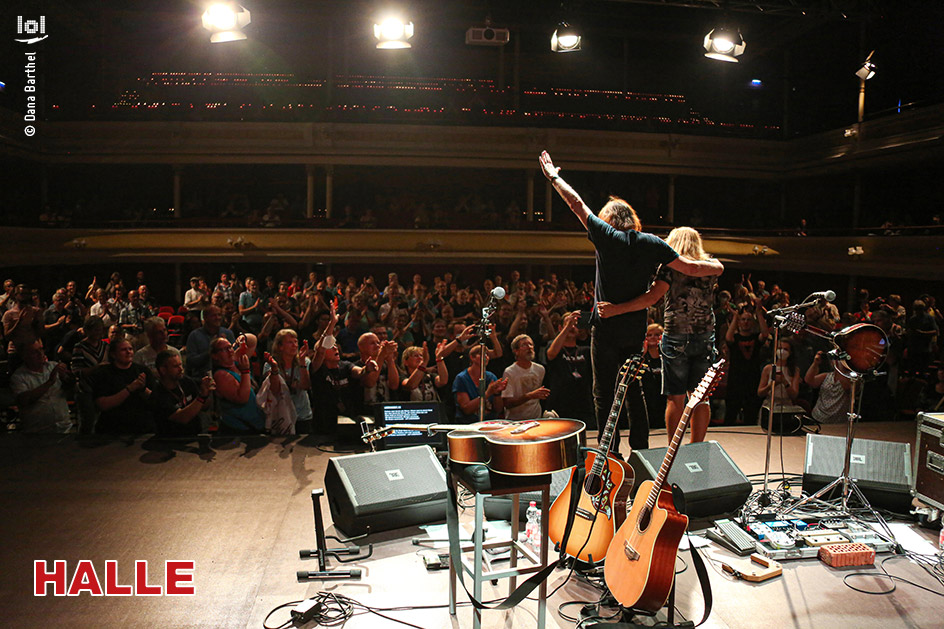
[71,315,107,434]
[502,334,549,420]
[211,337,266,435]
[757,338,807,422]
[88,288,115,328]
[10,339,72,433]
[262,329,313,433]
[119,289,151,340]
[134,317,169,373]
[151,349,214,437]
[90,335,157,434]
[185,306,235,378]
[453,344,507,422]
[545,311,594,425]
[400,342,448,401]
[43,291,71,358]
[805,350,853,424]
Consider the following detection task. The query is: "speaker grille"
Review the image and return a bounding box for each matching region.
[332,446,446,514]
[804,435,911,492]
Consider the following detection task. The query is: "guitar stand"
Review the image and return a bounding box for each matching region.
[586,582,690,629]
[296,488,373,581]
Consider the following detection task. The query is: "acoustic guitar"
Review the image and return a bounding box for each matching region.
[362,419,585,475]
[547,355,642,563]
[603,359,725,612]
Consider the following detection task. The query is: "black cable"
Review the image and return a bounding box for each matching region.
[843,553,944,597]
[262,600,302,629]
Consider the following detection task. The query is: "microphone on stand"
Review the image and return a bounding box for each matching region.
[488,286,506,305]
[811,290,836,302]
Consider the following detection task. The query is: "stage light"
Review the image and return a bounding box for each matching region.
[856,52,876,80]
[551,22,581,52]
[374,17,414,49]
[704,27,745,62]
[202,3,251,43]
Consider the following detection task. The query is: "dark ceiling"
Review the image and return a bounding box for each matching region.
[1,1,941,134]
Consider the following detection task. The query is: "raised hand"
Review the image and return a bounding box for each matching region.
[539,151,561,181]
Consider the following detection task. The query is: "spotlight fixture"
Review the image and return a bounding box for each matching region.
[374,17,414,49]
[551,22,581,52]
[202,3,251,43]
[704,27,745,62]
[856,51,876,80]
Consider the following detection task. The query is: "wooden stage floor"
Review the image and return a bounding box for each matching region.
[1,421,942,629]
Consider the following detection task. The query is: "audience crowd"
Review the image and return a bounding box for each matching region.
[1,266,941,442]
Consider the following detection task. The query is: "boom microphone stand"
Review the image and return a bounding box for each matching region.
[476,287,505,422]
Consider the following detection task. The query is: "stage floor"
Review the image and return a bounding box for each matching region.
[1,421,941,629]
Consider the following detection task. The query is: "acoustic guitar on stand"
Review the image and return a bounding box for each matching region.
[603,359,725,612]
[547,355,643,564]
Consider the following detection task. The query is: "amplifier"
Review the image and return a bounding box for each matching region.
[915,413,944,511]
[629,441,751,518]
[802,434,912,513]
[324,445,447,536]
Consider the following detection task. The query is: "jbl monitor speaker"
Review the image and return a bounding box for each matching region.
[629,440,751,518]
[802,434,912,513]
[324,445,447,536]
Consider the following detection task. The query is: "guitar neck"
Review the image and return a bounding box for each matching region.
[644,404,694,511]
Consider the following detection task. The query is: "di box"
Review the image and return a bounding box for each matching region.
[629,441,751,518]
[802,434,912,513]
[324,445,448,536]
[915,413,944,511]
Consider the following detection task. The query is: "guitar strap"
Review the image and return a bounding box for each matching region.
[445,463,585,611]
[686,533,713,627]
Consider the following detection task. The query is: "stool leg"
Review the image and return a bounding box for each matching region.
[509,492,520,592]
[448,475,458,616]
[473,492,485,629]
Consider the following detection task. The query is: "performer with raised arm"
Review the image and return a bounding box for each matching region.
[540,152,723,454]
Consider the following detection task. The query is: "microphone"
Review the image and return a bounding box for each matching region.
[812,290,836,302]
[489,286,506,302]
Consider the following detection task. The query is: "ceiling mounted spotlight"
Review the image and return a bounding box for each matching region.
[551,22,581,52]
[202,2,251,43]
[704,27,745,62]
[856,51,876,80]
[374,17,414,49]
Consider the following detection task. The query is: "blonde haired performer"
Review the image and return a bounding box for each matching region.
[541,151,723,454]
[598,227,721,444]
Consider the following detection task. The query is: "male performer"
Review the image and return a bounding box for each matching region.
[539,151,723,454]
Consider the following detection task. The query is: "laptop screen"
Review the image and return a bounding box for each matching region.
[372,401,447,450]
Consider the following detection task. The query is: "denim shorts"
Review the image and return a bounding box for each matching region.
[659,330,718,397]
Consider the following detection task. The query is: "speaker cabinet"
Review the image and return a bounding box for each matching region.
[324,445,447,536]
[802,434,912,513]
[915,413,944,511]
[629,441,751,518]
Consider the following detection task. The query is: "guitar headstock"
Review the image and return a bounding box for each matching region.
[618,354,647,383]
[361,426,394,444]
[685,359,726,409]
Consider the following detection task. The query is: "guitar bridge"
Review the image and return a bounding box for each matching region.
[623,540,639,562]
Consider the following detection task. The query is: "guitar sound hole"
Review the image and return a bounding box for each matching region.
[637,508,651,532]
[584,474,603,496]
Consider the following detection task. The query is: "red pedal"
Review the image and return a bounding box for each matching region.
[818,543,875,567]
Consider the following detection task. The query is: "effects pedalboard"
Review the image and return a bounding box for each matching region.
[706,517,895,561]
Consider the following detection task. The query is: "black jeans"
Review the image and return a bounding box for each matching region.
[591,327,649,454]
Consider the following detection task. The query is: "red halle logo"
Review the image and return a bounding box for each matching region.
[34,560,195,596]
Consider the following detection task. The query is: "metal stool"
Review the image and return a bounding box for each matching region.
[447,462,551,629]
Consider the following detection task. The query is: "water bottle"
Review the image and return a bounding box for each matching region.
[525,501,541,550]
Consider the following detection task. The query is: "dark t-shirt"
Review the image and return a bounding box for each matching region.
[587,214,678,344]
[727,332,764,381]
[311,361,362,431]
[89,362,157,434]
[545,345,593,421]
[151,377,201,437]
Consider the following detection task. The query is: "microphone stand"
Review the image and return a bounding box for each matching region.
[477,300,499,422]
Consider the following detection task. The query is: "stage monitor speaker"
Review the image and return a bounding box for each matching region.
[324,445,447,536]
[483,468,573,521]
[802,434,912,513]
[629,441,751,518]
